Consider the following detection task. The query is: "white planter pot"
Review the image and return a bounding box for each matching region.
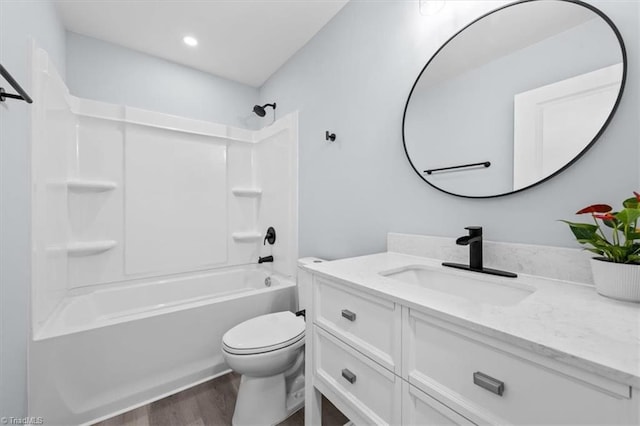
[590,258,640,303]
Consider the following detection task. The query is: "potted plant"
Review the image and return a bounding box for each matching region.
[562,192,640,302]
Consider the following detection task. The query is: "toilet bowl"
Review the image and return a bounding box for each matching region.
[222,311,306,426]
[222,258,322,426]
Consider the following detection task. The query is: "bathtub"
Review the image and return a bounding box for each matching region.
[29,266,297,426]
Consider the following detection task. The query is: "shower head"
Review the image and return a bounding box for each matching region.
[253,102,276,117]
[253,105,266,117]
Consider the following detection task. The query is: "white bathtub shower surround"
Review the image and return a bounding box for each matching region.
[31,46,298,330]
[29,47,299,425]
[31,267,296,426]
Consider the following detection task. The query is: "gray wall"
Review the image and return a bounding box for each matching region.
[259,0,640,259]
[0,0,66,419]
[66,32,261,129]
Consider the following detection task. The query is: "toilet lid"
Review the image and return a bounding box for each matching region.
[222,311,305,354]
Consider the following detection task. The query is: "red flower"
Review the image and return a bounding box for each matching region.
[576,204,612,214]
[594,213,616,221]
[634,191,640,202]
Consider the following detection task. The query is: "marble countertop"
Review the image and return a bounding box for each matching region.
[303,252,640,388]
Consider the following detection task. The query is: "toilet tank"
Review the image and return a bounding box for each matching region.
[297,257,324,311]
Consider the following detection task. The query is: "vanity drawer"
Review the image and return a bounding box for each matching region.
[313,276,401,372]
[404,309,636,425]
[313,325,401,425]
[402,381,475,426]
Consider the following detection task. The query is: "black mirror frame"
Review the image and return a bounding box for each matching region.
[401,0,627,199]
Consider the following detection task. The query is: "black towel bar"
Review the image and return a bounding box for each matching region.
[0,63,33,104]
[424,161,490,175]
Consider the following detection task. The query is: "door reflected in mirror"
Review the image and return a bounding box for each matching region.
[402,0,626,198]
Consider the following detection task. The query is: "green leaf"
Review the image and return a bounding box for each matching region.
[560,221,598,240]
[616,208,640,225]
[625,232,640,241]
[623,197,639,208]
[591,233,611,244]
[610,245,626,259]
[601,217,622,229]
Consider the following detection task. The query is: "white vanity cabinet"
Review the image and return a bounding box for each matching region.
[306,274,639,426]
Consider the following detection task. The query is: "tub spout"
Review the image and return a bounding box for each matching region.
[258,255,274,264]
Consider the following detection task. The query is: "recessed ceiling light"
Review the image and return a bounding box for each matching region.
[183,36,198,47]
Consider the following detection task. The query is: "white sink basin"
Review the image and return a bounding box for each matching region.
[380,265,535,306]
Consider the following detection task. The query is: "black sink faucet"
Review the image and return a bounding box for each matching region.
[456,226,483,270]
[443,226,517,278]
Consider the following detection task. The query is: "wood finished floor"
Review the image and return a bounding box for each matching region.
[94,372,349,426]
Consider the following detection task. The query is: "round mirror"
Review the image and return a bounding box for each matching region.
[402,0,626,198]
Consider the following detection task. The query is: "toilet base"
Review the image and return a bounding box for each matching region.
[232,373,304,426]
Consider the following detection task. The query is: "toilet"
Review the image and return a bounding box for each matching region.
[221,257,321,426]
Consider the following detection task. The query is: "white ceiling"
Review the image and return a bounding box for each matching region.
[54,0,349,87]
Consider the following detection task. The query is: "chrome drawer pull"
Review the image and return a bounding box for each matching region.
[473,371,504,396]
[341,309,356,321]
[341,368,357,384]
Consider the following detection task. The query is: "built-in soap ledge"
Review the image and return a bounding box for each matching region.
[231,187,262,197]
[232,232,262,242]
[67,179,117,193]
[67,240,117,256]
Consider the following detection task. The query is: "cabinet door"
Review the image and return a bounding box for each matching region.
[403,381,475,426]
[403,308,637,425]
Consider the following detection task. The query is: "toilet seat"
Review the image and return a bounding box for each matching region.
[222,311,305,355]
